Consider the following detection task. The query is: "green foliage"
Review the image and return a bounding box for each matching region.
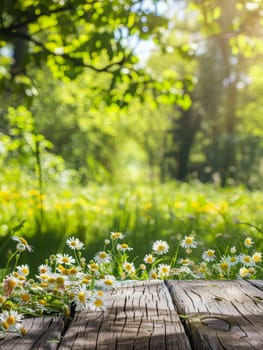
[0,106,68,189]
[0,0,169,100]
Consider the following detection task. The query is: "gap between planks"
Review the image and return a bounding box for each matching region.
[1,280,263,350]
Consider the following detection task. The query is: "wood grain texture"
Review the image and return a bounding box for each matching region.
[248,280,263,292]
[167,280,263,350]
[0,315,65,350]
[59,280,191,350]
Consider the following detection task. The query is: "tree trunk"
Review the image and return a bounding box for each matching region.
[218,38,237,186]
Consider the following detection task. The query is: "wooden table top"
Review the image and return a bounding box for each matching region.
[1,280,263,350]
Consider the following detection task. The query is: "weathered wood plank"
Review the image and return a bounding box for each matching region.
[0,315,65,350]
[167,280,263,350]
[248,280,263,292]
[59,280,191,350]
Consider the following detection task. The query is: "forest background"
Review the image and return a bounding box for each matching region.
[0,0,263,269]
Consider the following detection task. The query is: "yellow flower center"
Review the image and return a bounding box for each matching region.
[241,268,249,276]
[99,252,107,259]
[151,272,158,279]
[21,294,30,302]
[253,254,261,263]
[7,279,17,289]
[185,237,193,245]
[21,268,29,275]
[6,316,16,326]
[78,292,85,303]
[19,237,28,245]
[2,321,9,330]
[244,256,251,263]
[104,279,113,285]
[94,299,103,308]
[157,245,165,252]
[161,267,169,273]
[125,264,132,271]
[89,263,98,270]
[56,276,65,285]
[40,274,49,280]
[220,262,229,270]
[39,282,49,288]
[48,277,56,284]
[40,268,47,274]
[82,278,91,284]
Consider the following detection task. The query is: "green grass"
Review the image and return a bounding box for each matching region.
[0,181,262,271]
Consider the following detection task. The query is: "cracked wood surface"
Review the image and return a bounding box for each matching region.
[167,280,263,350]
[59,280,191,350]
[0,315,65,350]
[1,280,263,349]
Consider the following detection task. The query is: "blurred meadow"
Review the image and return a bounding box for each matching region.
[0,0,263,274]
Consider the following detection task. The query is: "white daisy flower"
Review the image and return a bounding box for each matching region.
[38,264,52,275]
[123,261,135,274]
[180,236,197,249]
[239,254,254,266]
[143,254,156,264]
[3,276,19,296]
[158,264,171,278]
[88,292,107,311]
[152,240,169,255]
[116,243,133,252]
[94,251,112,264]
[217,257,231,275]
[12,236,33,252]
[239,267,251,279]
[56,254,75,265]
[16,264,30,276]
[202,249,216,262]
[244,237,253,248]
[149,269,159,280]
[0,310,23,332]
[87,262,99,272]
[229,255,239,266]
[74,288,91,311]
[110,232,124,240]
[66,237,84,250]
[178,258,190,266]
[252,252,262,263]
[96,275,116,290]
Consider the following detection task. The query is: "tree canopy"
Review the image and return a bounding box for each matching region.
[0,0,263,188]
[0,0,170,103]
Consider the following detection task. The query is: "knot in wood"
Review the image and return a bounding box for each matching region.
[201,317,231,332]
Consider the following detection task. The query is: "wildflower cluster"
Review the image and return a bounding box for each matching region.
[0,236,110,339]
[0,232,262,339]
